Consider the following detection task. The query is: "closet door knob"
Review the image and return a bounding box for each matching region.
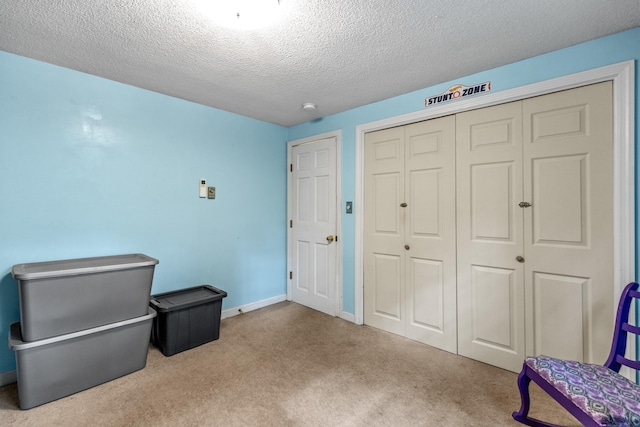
[516,256,524,263]
[405,245,410,250]
[400,203,408,208]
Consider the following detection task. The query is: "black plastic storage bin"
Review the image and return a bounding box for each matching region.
[150,285,227,356]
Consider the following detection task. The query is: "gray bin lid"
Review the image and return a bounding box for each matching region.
[12,253,159,280]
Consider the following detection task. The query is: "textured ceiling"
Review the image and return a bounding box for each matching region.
[1,0,639,127]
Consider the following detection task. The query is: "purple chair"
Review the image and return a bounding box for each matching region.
[512,282,640,427]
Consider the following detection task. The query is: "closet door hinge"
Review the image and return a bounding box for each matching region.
[289,271,293,280]
[290,164,293,172]
[289,220,293,228]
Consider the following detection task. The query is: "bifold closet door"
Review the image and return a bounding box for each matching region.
[522,81,613,365]
[364,81,613,373]
[456,101,526,373]
[364,116,457,353]
[364,126,405,336]
[457,82,614,372]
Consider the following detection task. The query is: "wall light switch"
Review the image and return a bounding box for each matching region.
[346,201,353,214]
[207,187,215,199]
[199,179,207,198]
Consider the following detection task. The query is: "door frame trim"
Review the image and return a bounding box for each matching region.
[287,130,343,317]
[355,61,635,334]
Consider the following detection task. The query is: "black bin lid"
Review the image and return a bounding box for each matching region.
[150,285,227,312]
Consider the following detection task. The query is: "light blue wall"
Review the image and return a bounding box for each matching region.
[288,27,640,316]
[0,52,288,372]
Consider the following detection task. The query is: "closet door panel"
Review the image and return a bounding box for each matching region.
[471,265,518,350]
[409,257,444,329]
[470,162,515,241]
[405,117,457,353]
[456,101,525,373]
[532,273,588,361]
[364,127,406,335]
[523,82,614,364]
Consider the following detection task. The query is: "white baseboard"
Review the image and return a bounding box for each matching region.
[340,311,355,323]
[221,294,287,320]
[0,369,16,386]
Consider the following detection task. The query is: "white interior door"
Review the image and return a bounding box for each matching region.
[522,81,614,364]
[456,101,526,373]
[290,138,338,316]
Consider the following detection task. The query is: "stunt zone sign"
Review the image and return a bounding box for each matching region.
[425,82,491,107]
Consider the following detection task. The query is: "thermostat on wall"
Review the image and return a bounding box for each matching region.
[199,179,206,198]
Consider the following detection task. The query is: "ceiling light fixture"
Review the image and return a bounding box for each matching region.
[198,0,282,30]
[302,103,317,111]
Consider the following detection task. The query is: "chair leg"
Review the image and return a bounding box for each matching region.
[513,366,533,424]
[512,366,565,427]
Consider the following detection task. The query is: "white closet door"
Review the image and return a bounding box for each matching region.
[364,117,457,353]
[456,101,526,373]
[404,117,457,353]
[364,82,614,373]
[364,126,406,335]
[523,81,614,364]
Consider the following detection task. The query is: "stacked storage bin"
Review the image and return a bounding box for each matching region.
[9,254,159,409]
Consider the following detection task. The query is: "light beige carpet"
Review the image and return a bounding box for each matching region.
[0,301,580,426]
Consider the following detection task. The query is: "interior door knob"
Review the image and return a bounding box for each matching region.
[326,235,334,243]
[516,256,524,263]
[400,203,408,208]
[404,245,410,250]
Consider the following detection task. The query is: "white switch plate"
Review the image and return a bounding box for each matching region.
[199,179,206,198]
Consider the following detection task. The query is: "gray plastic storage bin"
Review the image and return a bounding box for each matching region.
[12,254,158,341]
[9,308,156,410]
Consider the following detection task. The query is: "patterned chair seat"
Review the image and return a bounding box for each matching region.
[526,356,640,427]
[514,284,640,427]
